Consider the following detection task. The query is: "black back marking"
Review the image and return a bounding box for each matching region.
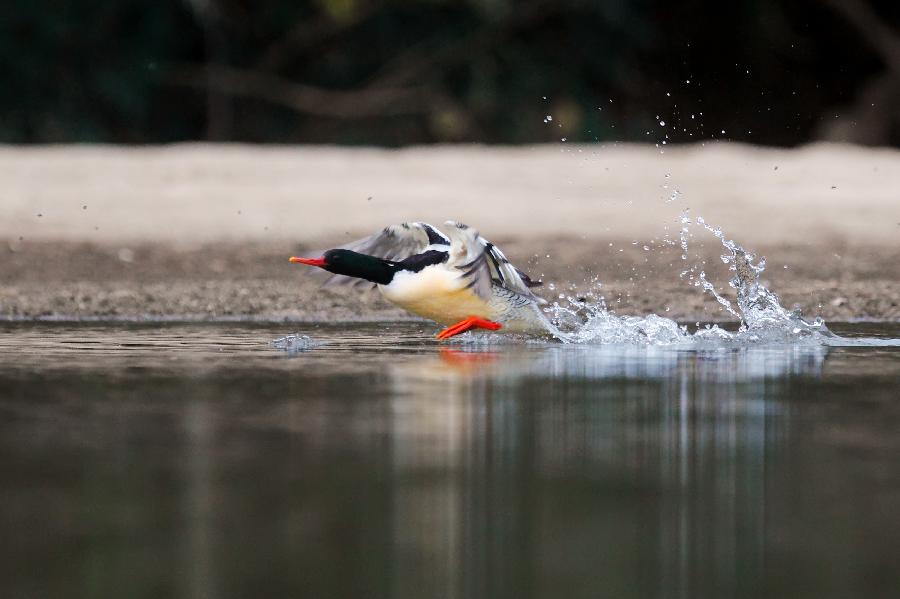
[397,250,449,273]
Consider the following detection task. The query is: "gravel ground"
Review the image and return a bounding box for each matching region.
[2,239,897,323]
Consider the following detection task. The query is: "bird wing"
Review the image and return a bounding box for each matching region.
[323,222,450,287]
[443,221,546,305]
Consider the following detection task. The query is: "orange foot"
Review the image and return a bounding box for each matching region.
[436,317,503,340]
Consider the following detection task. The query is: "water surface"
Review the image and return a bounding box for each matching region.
[1,322,899,599]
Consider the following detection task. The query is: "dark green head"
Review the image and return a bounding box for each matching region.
[289,249,397,285]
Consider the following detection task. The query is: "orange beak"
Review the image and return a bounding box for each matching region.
[289,256,327,267]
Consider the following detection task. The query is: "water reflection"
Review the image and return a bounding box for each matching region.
[0,324,899,599]
[383,343,827,599]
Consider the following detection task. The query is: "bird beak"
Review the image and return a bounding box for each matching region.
[289,256,327,267]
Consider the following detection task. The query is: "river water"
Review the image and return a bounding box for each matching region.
[1,321,899,599]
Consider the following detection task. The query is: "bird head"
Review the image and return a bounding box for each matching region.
[289,249,396,284]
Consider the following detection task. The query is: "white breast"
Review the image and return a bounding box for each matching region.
[379,265,491,325]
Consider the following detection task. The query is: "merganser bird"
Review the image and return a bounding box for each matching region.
[289,221,553,340]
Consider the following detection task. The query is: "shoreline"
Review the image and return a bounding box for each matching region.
[3,239,897,323]
[2,316,897,325]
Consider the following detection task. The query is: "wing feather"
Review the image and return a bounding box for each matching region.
[444,221,545,304]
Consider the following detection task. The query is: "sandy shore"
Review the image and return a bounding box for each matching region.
[1,143,898,322]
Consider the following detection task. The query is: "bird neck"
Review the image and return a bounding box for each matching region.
[330,252,398,285]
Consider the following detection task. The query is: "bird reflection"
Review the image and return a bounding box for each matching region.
[438,347,500,370]
[383,342,829,598]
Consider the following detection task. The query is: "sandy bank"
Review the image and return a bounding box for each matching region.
[2,142,899,246]
[1,143,897,322]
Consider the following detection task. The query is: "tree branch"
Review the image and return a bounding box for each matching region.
[820,0,900,73]
[164,64,433,119]
[366,0,555,89]
[255,2,382,72]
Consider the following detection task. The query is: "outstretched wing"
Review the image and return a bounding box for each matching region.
[324,222,449,287]
[444,221,546,305]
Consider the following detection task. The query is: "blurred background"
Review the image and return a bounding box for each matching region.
[4,0,900,147]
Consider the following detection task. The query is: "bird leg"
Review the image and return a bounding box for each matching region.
[436,316,503,340]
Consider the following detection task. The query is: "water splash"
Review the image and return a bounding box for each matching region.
[545,217,835,345]
[695,216,833,340]
[271,334,320,353]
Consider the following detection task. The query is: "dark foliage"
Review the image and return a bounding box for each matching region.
[2,0,899,145]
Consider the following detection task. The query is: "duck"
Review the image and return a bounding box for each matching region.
[289,221,553,339]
